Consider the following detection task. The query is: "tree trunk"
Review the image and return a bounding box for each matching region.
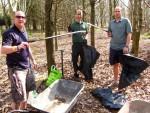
[90,0,95,47]
[113,0,118,8]
[113,0,116,8]
[41,18,45,32]
[32,18,37,31]
[109,0,113,21]
[128,0,134,26]
[82,0,85,21]
[45,0,55,74]
[54,2,58,50]
[131,0,142,56]
[99,1,105,27]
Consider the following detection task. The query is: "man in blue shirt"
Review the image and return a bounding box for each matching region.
[108,6,132,87]
[1,11,37,110]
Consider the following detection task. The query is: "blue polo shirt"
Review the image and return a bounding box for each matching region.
[2,25,30,69]
[108,17,132,50]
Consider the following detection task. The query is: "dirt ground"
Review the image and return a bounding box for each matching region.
[0,31,150,113]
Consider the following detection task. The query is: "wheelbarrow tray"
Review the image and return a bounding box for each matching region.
[27,79,84,113]
[118,100,150,113]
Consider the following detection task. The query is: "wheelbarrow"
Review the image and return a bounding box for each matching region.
[27,79,84,113]
[7,79,84,113]
[118,100,150,113]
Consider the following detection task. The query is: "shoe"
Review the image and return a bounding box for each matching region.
[72,73,80,82]
[72,76,81,82]
[78,65,83,72]
[74,73,79,78]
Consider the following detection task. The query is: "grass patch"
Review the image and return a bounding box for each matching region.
[141,32,150,39]
[28,32,45,40]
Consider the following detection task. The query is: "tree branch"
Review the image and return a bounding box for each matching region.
[144,1,150,8]
[120,0,130,9]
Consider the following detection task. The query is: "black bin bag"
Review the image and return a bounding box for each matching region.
[91,88,126,110]
[26,68,36,92]
[81,45,100,80]
[119,54,149,89]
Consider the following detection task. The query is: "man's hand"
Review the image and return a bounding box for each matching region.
[123,46,129,54]
[68,34,72,37]
[32,59,38,70]
[107,32,112,37]
[17,42,29,51]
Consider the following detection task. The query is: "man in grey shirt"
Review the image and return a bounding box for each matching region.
[108,6,132,87]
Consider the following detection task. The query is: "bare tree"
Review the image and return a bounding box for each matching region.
[90,0,96,47]
[131,0,143,56]
[53,0,64,50]
[45,0,55,73]
[82,0,85,21]
[143,0,150,32]
[1,0,11,28]
[99,0,106,27]
[109,0,113,20]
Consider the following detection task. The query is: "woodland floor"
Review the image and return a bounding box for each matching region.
[0,31,150,113]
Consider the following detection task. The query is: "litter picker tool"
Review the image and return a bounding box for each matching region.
[87,23,108,32]
[28,30,86,43]
[87,23,100,29]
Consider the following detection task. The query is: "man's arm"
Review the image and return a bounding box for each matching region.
[84,22,89,39]
[107,22,112,37]
[123,32,132,54]
[1,42,29,54]
[125,33,132,47]
[123,19,132,54]
[28,46,37,69]
[1,45,18,54]
[68,24,72,37]
[125,18,132,46]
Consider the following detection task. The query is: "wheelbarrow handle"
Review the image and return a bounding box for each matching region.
[8,109,29,113]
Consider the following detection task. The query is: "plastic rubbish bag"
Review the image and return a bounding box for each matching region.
[26,68,36,92]
[45,65,62,87]
[119,54,149,89]
[91,88,126,110]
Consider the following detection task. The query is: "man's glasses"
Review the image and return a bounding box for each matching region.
[76,13,81,15]
[15,16,26,19]
[115,11,120,12]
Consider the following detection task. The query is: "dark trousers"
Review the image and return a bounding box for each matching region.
[109,48,123,65]
[72,43,84,75]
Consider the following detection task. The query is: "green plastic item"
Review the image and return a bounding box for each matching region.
[45,65,62,87]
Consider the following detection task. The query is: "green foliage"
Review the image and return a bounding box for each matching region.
[146,33,150,39]
[5,15,11,26]
[0,14,11,27]
[28,30,32,38]
[142,32,150,39]
[146,32,150,36]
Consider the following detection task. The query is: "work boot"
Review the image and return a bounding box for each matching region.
[74,73,79,78]
[72,73,80,82]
